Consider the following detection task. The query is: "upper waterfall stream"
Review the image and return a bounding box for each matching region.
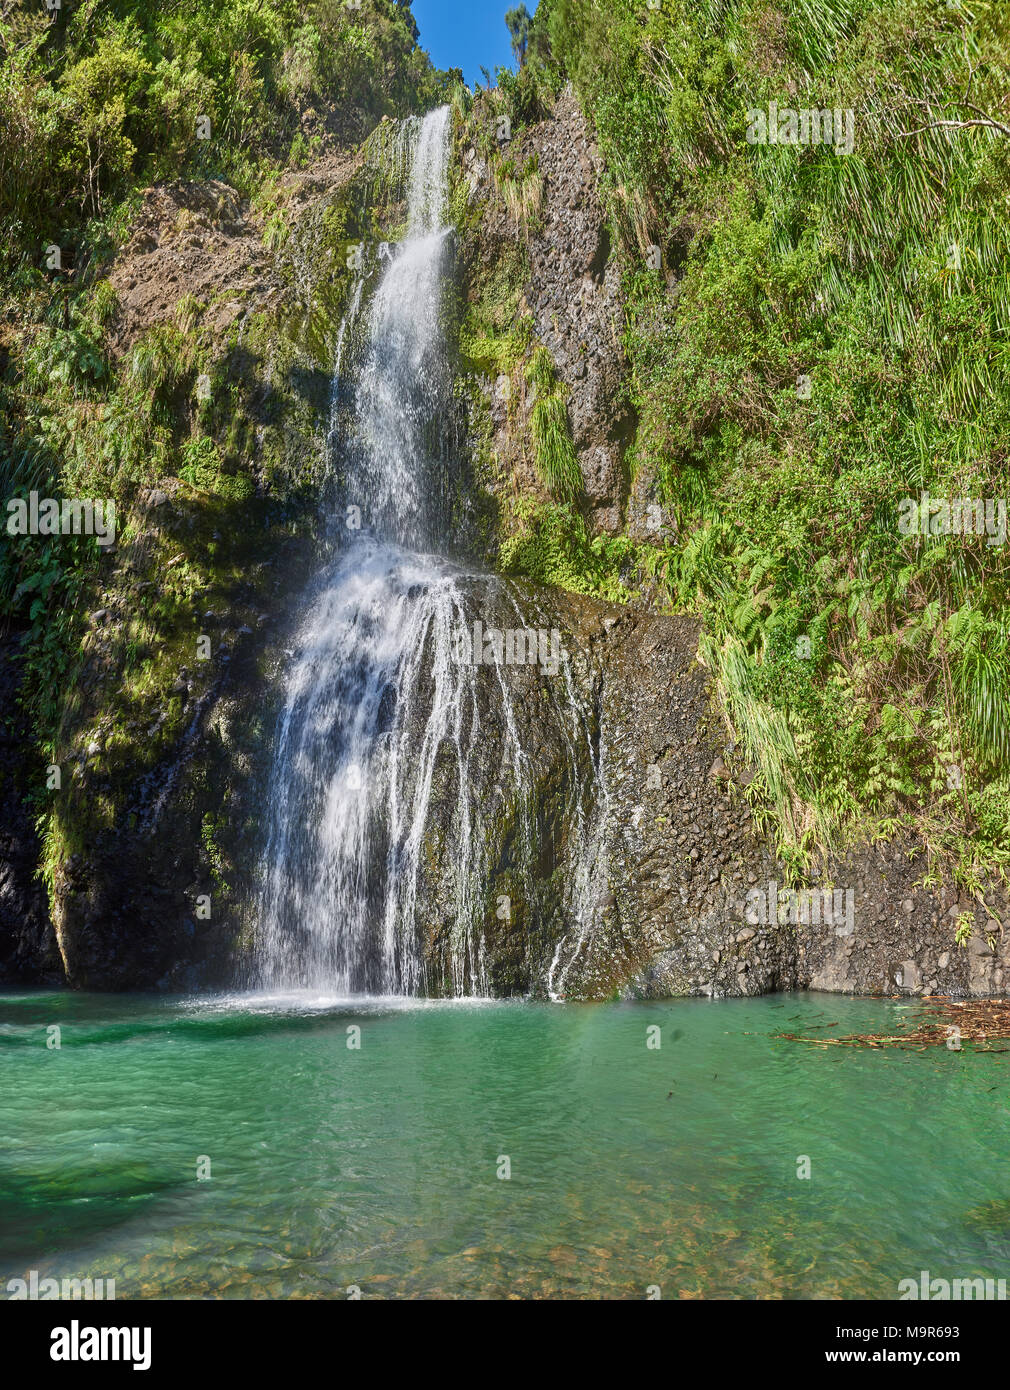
[254,107,603,998]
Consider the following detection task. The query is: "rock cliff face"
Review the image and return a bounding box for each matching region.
[406,584,1010,1002]
[517,87,633,534]
[441,83,1010,1002]
[454,85,633,540]
[2,90,1007,999]
[556,601,1010,1002]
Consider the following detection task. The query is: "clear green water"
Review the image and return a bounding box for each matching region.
[2,989,1009,1299]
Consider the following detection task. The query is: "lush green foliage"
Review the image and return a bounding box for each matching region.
[0,0,444,252]
[1,0,444,648]
[525,347,583,499]
[504,0,1010,884]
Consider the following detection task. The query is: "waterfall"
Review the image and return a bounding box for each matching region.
[254,107,603,998]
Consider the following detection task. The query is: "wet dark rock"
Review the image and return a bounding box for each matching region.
[374,587,1010,1000]
[376,682,397,735]
[0,633,61,982]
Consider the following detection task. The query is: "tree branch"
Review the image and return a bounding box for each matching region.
[897,116,1010,140]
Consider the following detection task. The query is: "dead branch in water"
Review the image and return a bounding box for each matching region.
[778,997,1010,1050]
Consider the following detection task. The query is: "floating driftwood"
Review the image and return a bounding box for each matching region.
[778,997,1010,1050]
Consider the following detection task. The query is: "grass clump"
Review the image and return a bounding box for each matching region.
[525,346,582,500]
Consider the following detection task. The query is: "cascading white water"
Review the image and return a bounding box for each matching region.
[350,109,453,550]
[256,542,515,994]
[255,107,603,997]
